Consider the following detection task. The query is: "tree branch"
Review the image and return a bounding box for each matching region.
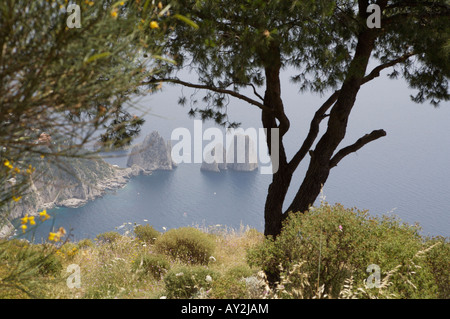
[329,129,387,168]
[361,51,416,85]
[288,89,340,173]
[143,77,272,113]
[287,51,413,173]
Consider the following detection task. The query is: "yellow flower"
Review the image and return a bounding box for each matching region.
[20,224,27,233]
[21,215,29,225]
[26,164,35,174]
[29,216,36,226]
[39,210,50,221]
[158,1,163,9]
[150,21,159,29]
[120,1,125,5]
[12,196,22,202]
[4,160,13,169]
[111,9,118,18]
[49,227,66,242]
[48,232,57,241]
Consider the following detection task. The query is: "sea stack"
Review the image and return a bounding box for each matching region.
[226,134,258,172]
[126,131,175,173]
[201,143,227,172]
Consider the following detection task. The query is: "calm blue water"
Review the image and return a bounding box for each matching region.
[14,71,450,241]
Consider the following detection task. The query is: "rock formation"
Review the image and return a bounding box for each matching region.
[226,134,258,172]
[201,143,227,172]
[126,131,175,172]
[201,134,259,172]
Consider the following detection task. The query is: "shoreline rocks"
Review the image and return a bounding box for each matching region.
[0,131,178,238]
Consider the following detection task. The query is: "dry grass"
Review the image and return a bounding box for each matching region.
[6,225,264,299]
[1,224,446,299]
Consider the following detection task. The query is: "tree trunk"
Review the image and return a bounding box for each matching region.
[286,29,377,218]
[264,167,292,237]
[261,43,293,238]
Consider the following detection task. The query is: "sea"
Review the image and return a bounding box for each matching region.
[13,70,450,242]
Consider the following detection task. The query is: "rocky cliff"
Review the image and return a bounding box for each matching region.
[1,131,176,238]
[0,154,144,238]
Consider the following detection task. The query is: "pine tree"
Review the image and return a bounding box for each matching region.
[144,0,449,239]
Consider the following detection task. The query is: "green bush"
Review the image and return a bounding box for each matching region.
[37,252,63,276]
[208,265,256,299]
[247,203,445,298]
[134,224,160,244]
[155,227,216,265]
[96,231,122,244]
[210,274,248,299]
[164,266,218,298]
[132,253,170,279]
[76,238,95,249]
[422,236,450,299]
[225,265,254,280]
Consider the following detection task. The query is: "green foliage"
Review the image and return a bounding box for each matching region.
[0,240,62,298]
[155,227,216,265]
[152,0,449,126]
[84,257,130,299]
[209,274,248,299]
[0,0,174,219]
[164,266,218,298]
[134,224,161,244]
[132,253,170,280]
[96,231,122,244]
[422,237,450,299]
[76,238,95,249]
[247,203,445,299]
[209,265,255,299]
[225,265,254,280]
[37,251,63,277]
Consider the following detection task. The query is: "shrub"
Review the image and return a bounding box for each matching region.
[164,266,218,298]
[225,265,254,280]
[209,265,256,299]
[96,231,121,244]
[247,203,442,298]
[37,252,63,276]
[210,274,248,299]
[76,238,94,249]
[134,224,160,244]
[132,253,170,280]
[422,236,450,299]
[56,243,78,260]
[155,227,216,265]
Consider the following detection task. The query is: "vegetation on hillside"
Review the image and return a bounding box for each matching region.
[1,204,448,299]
